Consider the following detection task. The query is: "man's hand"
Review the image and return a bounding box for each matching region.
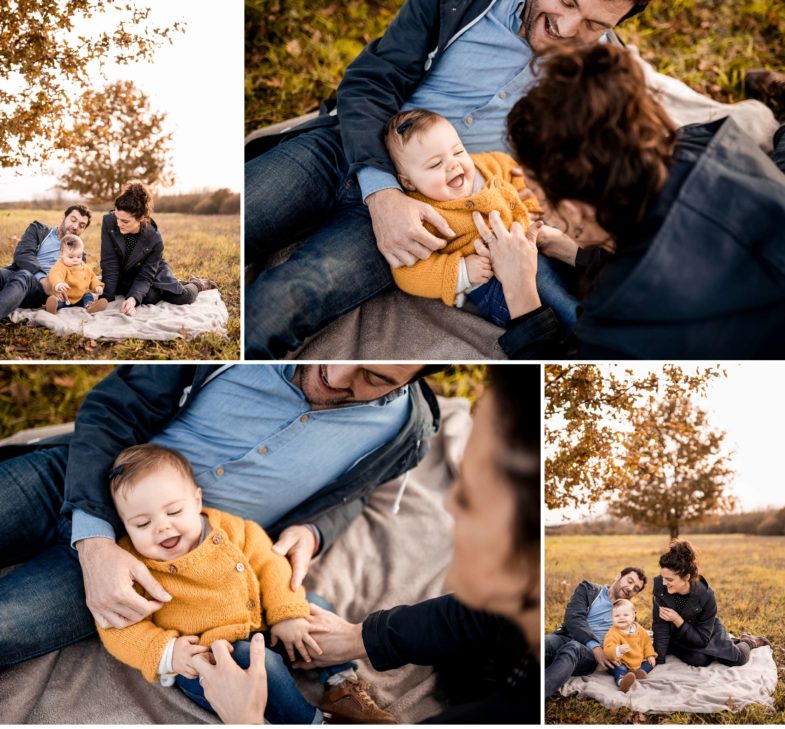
[464,253,492,286]
[270,617,323,663]
[271,525,317,591]
[367,188,454,268]
[194,635,267,724]
[76,537,171,628]
[172,635,210,679]
[292,603,367,669]
[39,277,53,296]
[592,646,620,670]
[120,297,137,316]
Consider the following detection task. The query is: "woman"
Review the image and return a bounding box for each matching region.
[653,540,768,668]
[194,366,541,723]
[100,181,215,316]
[481,43,785,359]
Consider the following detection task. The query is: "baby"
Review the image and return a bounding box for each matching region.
[384,108,578,329]
[44,234,106,314]
[603,598,657,692]
[98,443,394,724]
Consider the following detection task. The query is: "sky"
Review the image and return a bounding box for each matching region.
[546,362,785,525]
[0,0,243,202]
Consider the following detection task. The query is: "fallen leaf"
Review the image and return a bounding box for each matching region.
[285,39,301,57]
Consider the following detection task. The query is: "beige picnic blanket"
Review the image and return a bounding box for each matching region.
[0,395,472,724]
[560,647,778,714]
[8,289,228,341]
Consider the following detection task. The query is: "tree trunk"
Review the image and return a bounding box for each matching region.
[669,522,680,540]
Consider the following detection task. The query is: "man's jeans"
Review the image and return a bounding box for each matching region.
[244,123,393,358]
[544,633,598,698]
[0,446,96,666]
[0,268,48,320]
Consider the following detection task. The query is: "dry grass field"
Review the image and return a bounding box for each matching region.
[0,209,240,360]
[546,533,785,724]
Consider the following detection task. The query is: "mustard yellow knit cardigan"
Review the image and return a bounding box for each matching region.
[47,259,102,304]
[98,507,310,682]
[603,624,658,670]
[393,151,540,306]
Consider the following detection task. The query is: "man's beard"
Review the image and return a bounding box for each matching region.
[521,0,538,41]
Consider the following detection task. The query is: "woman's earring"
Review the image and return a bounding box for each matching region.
[573,224,583,240]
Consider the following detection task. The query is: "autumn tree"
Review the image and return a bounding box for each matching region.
[545,364,724,510]
[609,395,735,539]
[58,81,174,201]
[0,1,183,168]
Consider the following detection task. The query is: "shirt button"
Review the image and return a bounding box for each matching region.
[510,201,517,210]
[465,115,473,125]
[300,414,309,423]
[258,446,268,455]
[247,600,255,610]
[235,563,245,572]
[499,90,509,99]
[212,534,222,544]
[215,467,224,477]
[169,565,178,574]
[464,201,474,209]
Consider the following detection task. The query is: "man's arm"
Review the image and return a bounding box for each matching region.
[560,582,601,648]
[13,222,48,277]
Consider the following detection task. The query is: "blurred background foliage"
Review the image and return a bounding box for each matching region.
[0,364,489,439]
[245,0,784,134]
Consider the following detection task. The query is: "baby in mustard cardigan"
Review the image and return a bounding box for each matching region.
[99,443,393,724]
[43,234,107,315]
[603,599,657,692]
[384,108,579,329]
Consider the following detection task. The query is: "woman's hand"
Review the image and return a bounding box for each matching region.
[120,297,137,316]
[194,635,267,724]
[472,210,542,318]
[269,617,323,663]
[291,603,367,669]
[658,606,684,627]
[537,225,580,266]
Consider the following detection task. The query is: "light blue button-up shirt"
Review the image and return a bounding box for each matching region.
[34,227,62,280]
[71,365,411,546]
[586,585,614,649]
[357,0,534,200]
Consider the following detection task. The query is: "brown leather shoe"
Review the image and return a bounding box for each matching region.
[320,679,396,724]
[619,672,636,693]
[634,668,649,679]
[45,295,59,314]
[186,275,219,292]
[745,69,785,106]
[739,632,771,649]
[86,298,108,314]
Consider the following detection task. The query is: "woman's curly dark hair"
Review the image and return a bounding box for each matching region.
[507,44,677,242]
[659,539,699,582]
[114,180,154,222]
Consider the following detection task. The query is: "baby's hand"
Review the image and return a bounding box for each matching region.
[270,617,323,664]
[618,644,631,655]
[172,635,209,679]
[645,655,657,668]
[465,253,492,286]
[54,282,70,293]
[95,285,104,296]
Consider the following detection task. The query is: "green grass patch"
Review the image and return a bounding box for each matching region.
[546,533,785,723]
[0,210,240,360]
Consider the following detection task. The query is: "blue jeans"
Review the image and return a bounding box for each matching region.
[55,292,95,310]
[610,660,652,685]
[175,593,356,724]
[0,268,48,320]
[244,123,393,358]
[544,633,598,698]
[466,256,578,330]
[0,446,97,666]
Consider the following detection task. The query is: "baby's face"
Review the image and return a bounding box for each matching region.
[113,463,203,561]
[612,603,636,630]
[62,245,84,267]
[396,118,476,201]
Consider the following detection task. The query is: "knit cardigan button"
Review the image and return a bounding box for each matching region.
[168,565,178,574]
[247,600,255,610]
[235,563,245,572]
[212,534,222,544]
[464,201,474,209]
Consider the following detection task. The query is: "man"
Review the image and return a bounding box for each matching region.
[0,204,92,319]
[544,567,647,698]
[244,0,650,358]
[0,364,440,686]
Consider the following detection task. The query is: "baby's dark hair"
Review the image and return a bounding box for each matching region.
[60,234,84,253]
[659,539,699,582]
[109,443,195,500]
[384,108,448,167]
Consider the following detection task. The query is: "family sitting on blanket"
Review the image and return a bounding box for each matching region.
[545,541,771,701]
[0,181,216,323]
[1,364,540,723]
